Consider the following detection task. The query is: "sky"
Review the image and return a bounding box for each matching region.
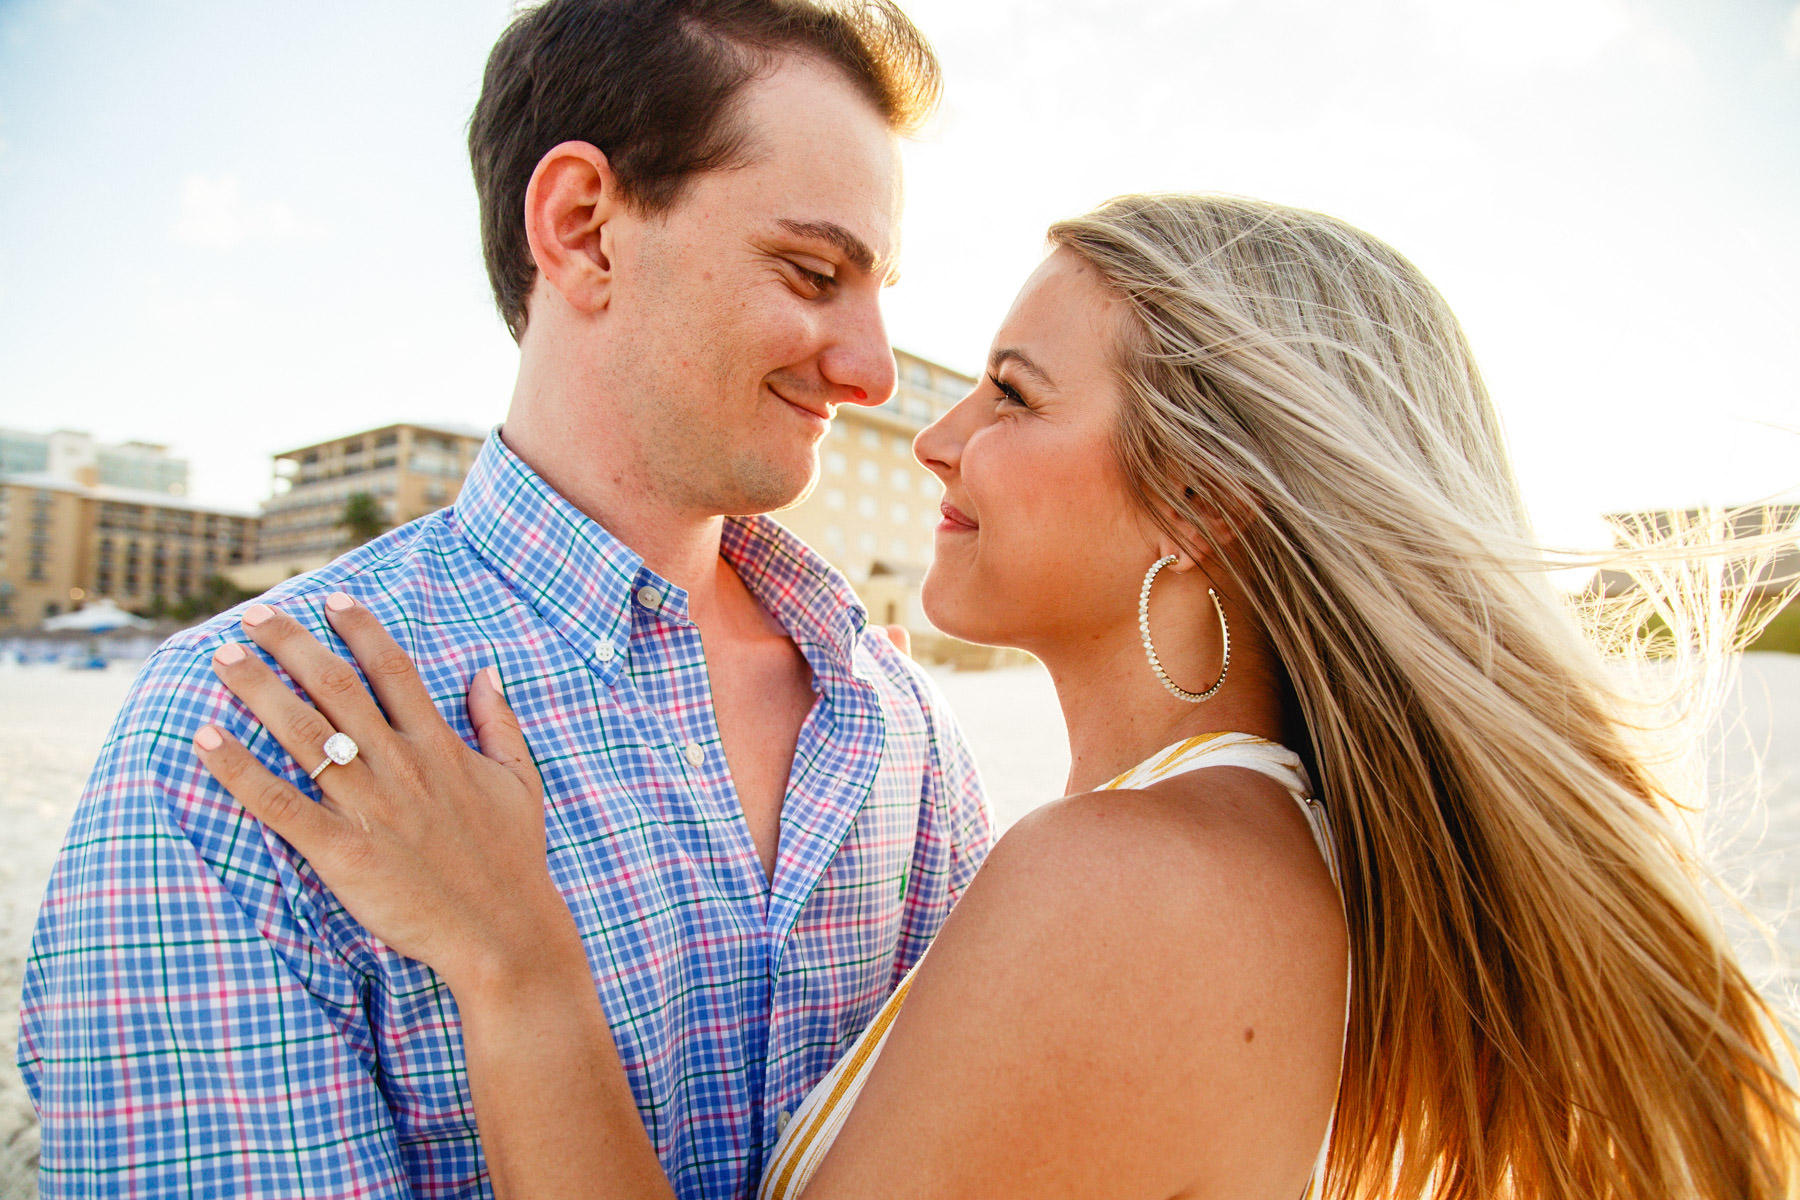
[1,0,1796,552]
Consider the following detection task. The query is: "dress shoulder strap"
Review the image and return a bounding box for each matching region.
[1100,732,1338,891]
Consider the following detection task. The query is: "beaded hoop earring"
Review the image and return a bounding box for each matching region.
[1138,554,1230,703]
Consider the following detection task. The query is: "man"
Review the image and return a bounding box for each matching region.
[18,1,989,1195]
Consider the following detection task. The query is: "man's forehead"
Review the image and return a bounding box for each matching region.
[728,56,903,274]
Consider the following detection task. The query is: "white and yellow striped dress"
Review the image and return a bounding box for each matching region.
[758,731,1342,1200]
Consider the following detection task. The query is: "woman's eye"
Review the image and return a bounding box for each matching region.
[989,373,1028,409]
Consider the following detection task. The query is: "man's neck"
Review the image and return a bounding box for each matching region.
[496,419,746,619]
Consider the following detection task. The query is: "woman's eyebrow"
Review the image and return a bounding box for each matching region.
[989,347,1057,391]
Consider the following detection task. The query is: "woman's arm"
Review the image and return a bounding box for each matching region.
[195,594,674,1200]
[455,943,675,1200]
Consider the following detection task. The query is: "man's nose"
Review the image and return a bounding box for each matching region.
[820,294,897,408]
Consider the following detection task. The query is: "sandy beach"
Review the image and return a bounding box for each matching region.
[3,653,1798,1198]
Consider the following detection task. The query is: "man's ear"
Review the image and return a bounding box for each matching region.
[523,141,621,315]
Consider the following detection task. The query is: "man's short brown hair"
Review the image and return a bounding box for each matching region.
[469,0,941,341]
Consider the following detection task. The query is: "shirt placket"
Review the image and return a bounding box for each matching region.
[623,573,785,1193]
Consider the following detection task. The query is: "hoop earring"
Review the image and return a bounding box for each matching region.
[1138,554,1230,703]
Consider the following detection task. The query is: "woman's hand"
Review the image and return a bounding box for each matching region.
[193,591,577,997]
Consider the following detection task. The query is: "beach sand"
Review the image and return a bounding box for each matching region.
[3,654,1797,1197]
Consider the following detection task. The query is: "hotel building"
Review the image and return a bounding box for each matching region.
[0,430,257,630]
[247,422,488,581]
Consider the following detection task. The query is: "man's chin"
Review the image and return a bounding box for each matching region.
[767,470,823,515]
[720,457,817,518]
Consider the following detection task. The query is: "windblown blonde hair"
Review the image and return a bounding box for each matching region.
[1048,194,1800,1200]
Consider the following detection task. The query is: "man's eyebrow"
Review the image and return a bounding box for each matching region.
[989,347,1058,391]
[777,218,885,277]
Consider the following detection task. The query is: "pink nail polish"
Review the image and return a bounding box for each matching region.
[195,726,223,751]
[326,592,354,613]
[215,643,246,665]
[242,603,273,628]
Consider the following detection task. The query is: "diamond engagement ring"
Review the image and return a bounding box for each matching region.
[307,732,359,780]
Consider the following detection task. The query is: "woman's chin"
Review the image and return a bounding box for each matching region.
[919,568,1018,651]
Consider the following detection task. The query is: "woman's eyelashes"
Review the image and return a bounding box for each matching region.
[989,373,1032,411]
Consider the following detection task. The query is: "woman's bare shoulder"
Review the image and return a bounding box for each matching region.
[801,766,1348,1200]
[984,765,1342,944]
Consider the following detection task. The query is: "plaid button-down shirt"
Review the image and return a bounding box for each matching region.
[19,431,990,1199]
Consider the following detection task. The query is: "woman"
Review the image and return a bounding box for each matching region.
[193,194,1800,1199]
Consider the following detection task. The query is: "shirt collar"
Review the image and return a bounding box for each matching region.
[452,431,868,680]
[722,513,869,676]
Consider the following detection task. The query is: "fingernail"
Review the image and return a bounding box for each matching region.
[326,591,354,613]
[215,642,247,665]
[243,603,273,628]
[484,666,502,694]
[195,725,223,751]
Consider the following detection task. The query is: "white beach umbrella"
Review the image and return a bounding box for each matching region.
[40,598,153,633]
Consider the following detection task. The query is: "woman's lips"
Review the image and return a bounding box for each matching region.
[938,501,977,532]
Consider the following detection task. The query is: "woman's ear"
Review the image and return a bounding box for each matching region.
[1185,481,1261,554]
[523,141,621,315]
[1155,482,1257,572]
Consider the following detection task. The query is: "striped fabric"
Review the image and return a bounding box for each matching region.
[18,430,990,1200]
[756,731,1339,1199]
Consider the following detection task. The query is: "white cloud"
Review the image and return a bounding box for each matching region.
[1786,5,1800,60]
[169,173,329,250]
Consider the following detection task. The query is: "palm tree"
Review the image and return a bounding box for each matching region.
[338,491,389,547]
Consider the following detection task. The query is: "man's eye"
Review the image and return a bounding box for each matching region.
[791,262,835,292]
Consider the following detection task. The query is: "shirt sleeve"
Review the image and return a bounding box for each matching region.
[16,633,425,1198]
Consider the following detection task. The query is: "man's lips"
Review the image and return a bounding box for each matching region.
[770,383,834,424]
[939,501,977,531]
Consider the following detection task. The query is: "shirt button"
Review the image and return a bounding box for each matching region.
[595,641,616,663]
[636,586,663,610]
[777,1109,793,1135]
[683,741,705,767]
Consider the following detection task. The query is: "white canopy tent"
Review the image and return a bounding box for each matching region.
[40,598,154,633]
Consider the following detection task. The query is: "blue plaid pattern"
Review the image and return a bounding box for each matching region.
[18,431,990,1198]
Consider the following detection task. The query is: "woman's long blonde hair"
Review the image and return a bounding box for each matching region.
[1049,193,1800,1199]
